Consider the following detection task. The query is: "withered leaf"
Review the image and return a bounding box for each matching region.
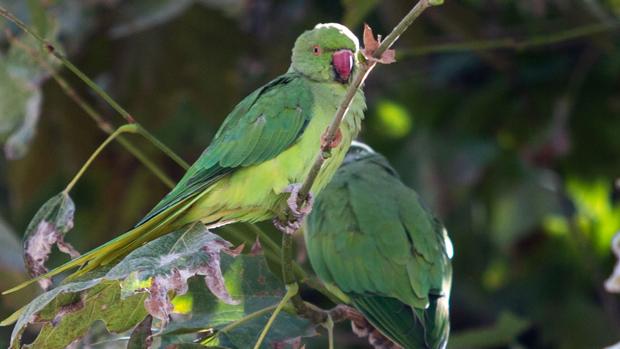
[22,192,79,290]
[363,23,379,54]
[361,23,396,64]
[105,222,240,324]
[250,237,263,255]
[161,254,316,349]
[144,276,174,324]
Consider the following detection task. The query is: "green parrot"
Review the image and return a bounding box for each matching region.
[305,142,453,349]
[4,23,366,294]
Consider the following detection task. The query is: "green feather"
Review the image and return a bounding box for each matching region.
[352,294,449,349]
[136,74,312,226]
[305,144,453,349]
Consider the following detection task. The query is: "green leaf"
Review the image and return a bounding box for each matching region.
[564,178,620,253]
[162,254,316,349]
[22,192,79,290]
[105,222,240,323]
[4,274,103,348]
[25,280,148,349]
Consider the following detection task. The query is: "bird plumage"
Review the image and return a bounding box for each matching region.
[305,143,453,349]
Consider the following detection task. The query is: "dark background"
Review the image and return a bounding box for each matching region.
[1,0,620,348]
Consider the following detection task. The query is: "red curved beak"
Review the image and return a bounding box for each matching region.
[332,49,354,83]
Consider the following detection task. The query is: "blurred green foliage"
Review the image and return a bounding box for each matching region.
[1,0,619,348]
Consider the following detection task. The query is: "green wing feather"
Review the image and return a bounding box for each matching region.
[4,73,313,295]
[352,293,449,349]
[305,153,452,349]
[137,73,312,226]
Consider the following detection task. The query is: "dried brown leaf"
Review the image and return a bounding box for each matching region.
[201,247,236,305]
[378,49,396,64]
[22,193,78,290]
[361,23,396,64]
[106,223,240,323]
[144,277,174,325]
[362,23,379,55]
[225,243,245,257]
[250,237,263,255]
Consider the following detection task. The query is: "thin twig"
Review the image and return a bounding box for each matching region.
[193,304,278,346]
[63,125,139,193]
[0,5,189,170]
[398,22,614,57]
[279,0,440,324]
[324,314,334,349]
[252,283,298,349]
[218,304,277,334]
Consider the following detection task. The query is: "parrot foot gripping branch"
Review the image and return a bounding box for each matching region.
[273,184,315,235]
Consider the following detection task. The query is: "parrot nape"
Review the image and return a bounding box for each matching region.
[4,23,366,294]
[305,142,453,349]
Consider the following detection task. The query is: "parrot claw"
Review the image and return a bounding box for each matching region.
[273,184,314,234]
[272,216,303,235]
[284,184,314,217]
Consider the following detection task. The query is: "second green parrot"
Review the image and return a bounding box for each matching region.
[5,23,366,293]
[305,142,453,349]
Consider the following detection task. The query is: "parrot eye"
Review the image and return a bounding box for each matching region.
[312,45,322,56]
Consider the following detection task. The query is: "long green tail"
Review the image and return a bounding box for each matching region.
[352,294,450,349]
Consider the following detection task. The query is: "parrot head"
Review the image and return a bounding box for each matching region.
[291,23,359,84]
[344,141,375,164]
